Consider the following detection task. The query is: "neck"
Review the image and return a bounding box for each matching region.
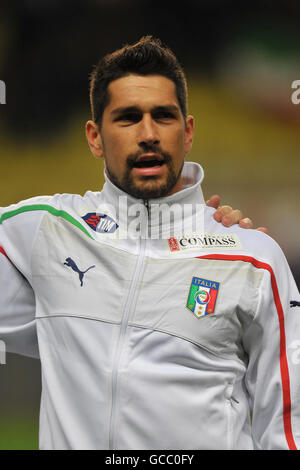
[166,176,183,196]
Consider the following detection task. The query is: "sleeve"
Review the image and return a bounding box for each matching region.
[243,244,300,450]
[0,194,68,359]
[0,198,50,359]
[0,246,38,358]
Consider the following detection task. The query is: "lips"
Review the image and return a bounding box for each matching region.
[134,160,164,168]
[130,153,167,177]
[133,153,165,168]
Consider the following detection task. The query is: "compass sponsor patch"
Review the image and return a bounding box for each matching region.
[186,276,220,318]
[168,233,242,252]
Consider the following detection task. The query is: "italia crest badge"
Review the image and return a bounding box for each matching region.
[186,276,220,319]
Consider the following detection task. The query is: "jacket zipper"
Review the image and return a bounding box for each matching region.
[108,200,149,449]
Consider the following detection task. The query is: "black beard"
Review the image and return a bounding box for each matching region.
[105,146,183,200]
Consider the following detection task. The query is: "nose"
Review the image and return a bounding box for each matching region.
[137,114,159,146]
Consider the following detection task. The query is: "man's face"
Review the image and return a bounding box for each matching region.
[87,74,194,199]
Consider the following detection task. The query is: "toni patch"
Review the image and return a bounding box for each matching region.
[186,276,220,318]
[82,213,119,233]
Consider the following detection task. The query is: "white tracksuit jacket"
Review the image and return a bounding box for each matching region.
[0,162,300,450]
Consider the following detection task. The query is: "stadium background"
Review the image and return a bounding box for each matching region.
[0,0,300,449]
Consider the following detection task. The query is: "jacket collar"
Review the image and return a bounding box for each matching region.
[101,161,205,207]
[97,161,206,237]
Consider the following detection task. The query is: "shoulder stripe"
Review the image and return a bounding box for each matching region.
[0,246,7,259]
[196,254,297,450]
[0,204,94,240]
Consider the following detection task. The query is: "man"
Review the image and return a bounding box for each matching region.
[0,36,299,450]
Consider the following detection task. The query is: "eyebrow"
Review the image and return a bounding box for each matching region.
[110,105,180,117]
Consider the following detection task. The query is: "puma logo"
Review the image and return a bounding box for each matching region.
[290,300,300,308]
[64,257,95,286]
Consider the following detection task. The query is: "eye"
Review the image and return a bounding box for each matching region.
[114,112,141,123]
[153,111,176,121]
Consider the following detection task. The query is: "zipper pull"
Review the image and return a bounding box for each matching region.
[143,199,149,213]
[142,200,150,239]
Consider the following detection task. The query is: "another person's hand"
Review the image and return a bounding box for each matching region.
[206,194,268,233]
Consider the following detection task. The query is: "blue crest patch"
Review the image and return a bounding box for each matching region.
[186,276,220,318]
[82,213,119,233]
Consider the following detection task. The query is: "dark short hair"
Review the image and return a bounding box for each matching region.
[89,36,188,127]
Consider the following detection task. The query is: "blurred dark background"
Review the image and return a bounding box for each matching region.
[1,0,300,449]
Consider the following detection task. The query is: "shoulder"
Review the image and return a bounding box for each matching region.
[0,191,102,222]
[204,206,287,267]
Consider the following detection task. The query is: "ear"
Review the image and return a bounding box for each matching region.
[85,120,104,159]
[184,115,194,155]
